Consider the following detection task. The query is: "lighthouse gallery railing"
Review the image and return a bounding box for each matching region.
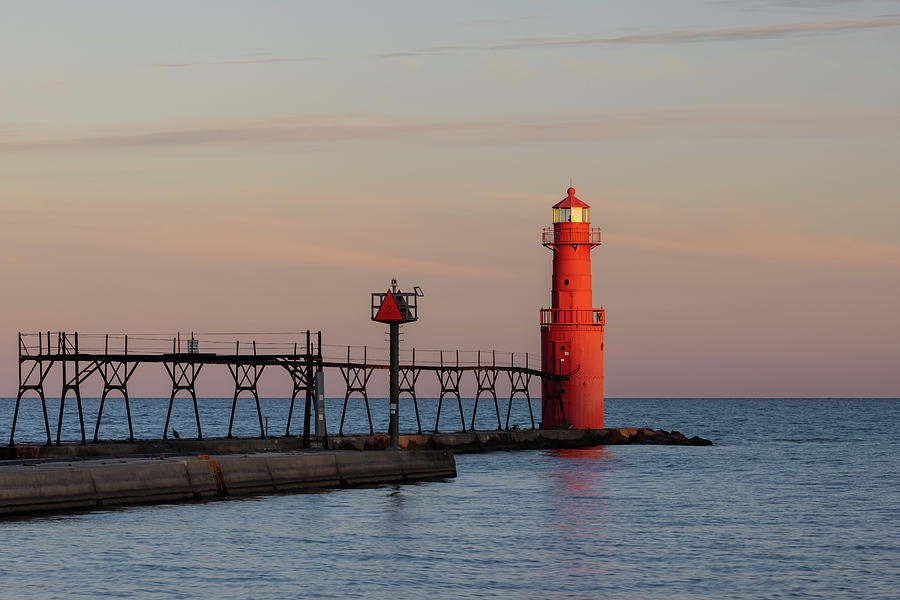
[541,227,601,245]
[540,309,605,326]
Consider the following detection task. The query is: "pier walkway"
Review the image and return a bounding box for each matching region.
[11,331,566,446]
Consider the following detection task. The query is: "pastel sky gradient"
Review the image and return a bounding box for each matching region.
[1,0,898,397]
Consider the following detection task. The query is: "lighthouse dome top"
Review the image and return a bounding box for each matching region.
[552,187,590,223]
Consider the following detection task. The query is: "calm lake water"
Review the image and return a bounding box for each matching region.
[1,398,898,599]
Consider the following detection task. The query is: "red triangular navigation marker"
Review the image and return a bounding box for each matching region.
[373,290,405,322]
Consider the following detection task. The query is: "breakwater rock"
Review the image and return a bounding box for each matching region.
[628,429,713,446]
[328,428,712,452]
[3,428,712,462]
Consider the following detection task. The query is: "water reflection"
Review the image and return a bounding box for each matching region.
[385,484,407,522]
[541,446,617,583]
[544,446,616,497]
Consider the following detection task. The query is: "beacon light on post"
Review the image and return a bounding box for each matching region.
[372,279,422,448]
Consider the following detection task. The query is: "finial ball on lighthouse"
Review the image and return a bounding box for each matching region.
[567,187,576,197]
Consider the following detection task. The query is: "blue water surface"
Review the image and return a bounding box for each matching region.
[1,398,898,599]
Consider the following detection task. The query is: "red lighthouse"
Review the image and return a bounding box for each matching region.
[540,187,605,429]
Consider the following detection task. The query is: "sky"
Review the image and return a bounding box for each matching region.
[1,0,898,398]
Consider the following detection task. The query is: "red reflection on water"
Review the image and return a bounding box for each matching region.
[546,446,613,461]
[543,446,616,580]
[545,445,614,497]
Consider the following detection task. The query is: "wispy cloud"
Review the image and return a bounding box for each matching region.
[380,14,900,57]
[152,57,306,68]
[0,123,24,138]
[2,108,896,153]
[616,230,900,267]
[725,0,887,11]
[463,15,540,26]
[604,199,900,267]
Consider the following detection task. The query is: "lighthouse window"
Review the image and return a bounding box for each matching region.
[559,208,571,222]
[563,279,569,286]
[571,207,582,222]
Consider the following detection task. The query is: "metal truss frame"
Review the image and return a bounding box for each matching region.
[10,333,53,446]
[338,346,375,436]
[541,377,569,429]
[434,351,466,433]
[93,335,139,442]
[227,341,266,438]
[163,357,204,440]
[399,347,423,434]
[470,351,502,431]
[506,369,536,430]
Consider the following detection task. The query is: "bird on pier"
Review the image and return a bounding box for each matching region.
[172,429,180,439]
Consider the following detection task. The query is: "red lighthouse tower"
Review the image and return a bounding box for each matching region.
[540,187,605,429]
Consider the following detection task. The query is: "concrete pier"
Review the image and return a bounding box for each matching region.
[0,450,456,517]
[0,428,710,517]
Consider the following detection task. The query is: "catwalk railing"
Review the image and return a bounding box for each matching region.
[540,308,606,326]
[541,227,601,246]
[10,331,568,446]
